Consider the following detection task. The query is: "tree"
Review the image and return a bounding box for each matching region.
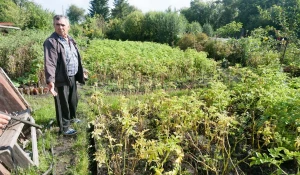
[0,0,23,25]
[258,0,300,37]
[180,0,219,27]
[83,14,106,39]
[22,1,53,29]
[217,0,239,27]
[142,11,187,45]
[215,21,243,38]
[66,4,85,24]
[203,23,214,37]
[235,0,280,30]
[111,0,137,19]
[123,11,144,41]
[106,18,124,40]
[186,21,202,34]
[12,0,26,7]
[0,0,53,29]
[89,0,110,21]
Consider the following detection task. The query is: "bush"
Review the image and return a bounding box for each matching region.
[194,32,209,51]
[177,32,209,52]
[105,18,124,40]
[142,11,187,45]
[83,15,106,39]
[204,39,234,61]
[176,33,196,50]
[215,21,243,38]
[186,21,202,34]
[282,42,300,66]
[0,29,49,85]
[70,24,84,37]
[203,23,214,37]
[123,11,144,41]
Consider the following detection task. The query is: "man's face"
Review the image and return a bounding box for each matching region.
[54,18,70,38]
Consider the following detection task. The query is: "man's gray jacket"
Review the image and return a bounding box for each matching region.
[44,32,85,87]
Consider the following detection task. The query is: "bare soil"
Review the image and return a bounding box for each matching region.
[52,134,78,175]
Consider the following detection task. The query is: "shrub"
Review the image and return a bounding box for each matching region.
[123,11,144,41]
[186,21,202,34]
[142,11,187,45]
[194,32,209,51]
[177,33,209,52]
[204,38,234,61]
[215,21,243,38]
[203,23,214,37]
[105,18,124,40]
[83,15,106,39]
[282,42,300,66]
[176,33,196,50]
[0,29,49,85]
[69,24,84,37]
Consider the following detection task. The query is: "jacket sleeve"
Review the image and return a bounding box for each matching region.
[44,39,58,84]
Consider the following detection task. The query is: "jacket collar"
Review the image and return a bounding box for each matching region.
[50,32,76,46]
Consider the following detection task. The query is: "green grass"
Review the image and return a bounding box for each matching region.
[14,89,91,175]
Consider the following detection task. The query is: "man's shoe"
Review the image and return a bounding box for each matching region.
[70,118,81,124]
[62,128,77,136]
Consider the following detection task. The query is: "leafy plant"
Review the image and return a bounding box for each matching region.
[215,21,243,38]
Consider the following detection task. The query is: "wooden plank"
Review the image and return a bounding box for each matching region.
[0,113,34,170]
[0,113,28,147]
[12,144,34,168]
[30,117,39,166]
[0,150,13,170]
[0,144,35,170]
[0,138,35,170]
[0,25,20,30]
[0,163,10,175]
[0,68,30,114]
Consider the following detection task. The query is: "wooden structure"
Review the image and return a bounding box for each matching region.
[0,22,20,35]
[0,68,40,174]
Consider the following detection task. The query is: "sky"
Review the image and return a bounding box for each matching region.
[31,0,191,15]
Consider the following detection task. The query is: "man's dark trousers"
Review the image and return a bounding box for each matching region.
[54,76,78,132]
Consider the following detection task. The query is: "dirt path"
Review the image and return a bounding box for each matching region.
[52,135,77,175]
[49,86,91,175]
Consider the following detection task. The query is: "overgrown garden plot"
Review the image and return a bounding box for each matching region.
[84,40,300,174]
[3,38,300,175]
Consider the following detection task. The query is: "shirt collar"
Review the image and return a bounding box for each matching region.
[58,35,68,41]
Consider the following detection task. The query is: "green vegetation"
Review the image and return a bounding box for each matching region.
[14,91,91,175]
[84,42,300,174]
[83,40,216,92]
[0,0,53,30]
[0,30,50,85]
[1,0,300,174]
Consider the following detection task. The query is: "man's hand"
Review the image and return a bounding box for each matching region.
[48,82,57,96]
[0,113,10,129]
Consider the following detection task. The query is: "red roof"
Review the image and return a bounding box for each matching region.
[0,22,14,26]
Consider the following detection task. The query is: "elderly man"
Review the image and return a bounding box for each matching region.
[44,15,85,136]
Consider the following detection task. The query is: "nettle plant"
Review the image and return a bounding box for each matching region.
[83,40,217,92]
[89,64,300,174]
[228,66,300,174]
[89,86,243,174]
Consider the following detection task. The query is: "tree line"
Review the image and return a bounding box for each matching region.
[1,0,299,47]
